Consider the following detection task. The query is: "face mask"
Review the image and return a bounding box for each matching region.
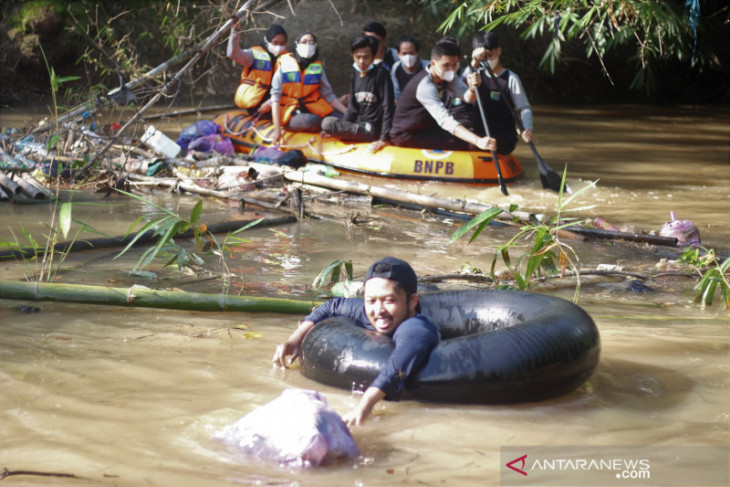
[266,41,286,57]
[352,62,373,74]
[487,56,500,70]
[296,43,316,59]
[437,66,455,83]
[401,54,418,69]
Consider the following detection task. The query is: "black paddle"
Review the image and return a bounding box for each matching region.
[480,61,565,193]
[473,84,508,195]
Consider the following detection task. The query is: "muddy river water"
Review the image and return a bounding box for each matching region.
[0,104,728,486]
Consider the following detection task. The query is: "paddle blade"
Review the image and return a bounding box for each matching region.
[531,144,565,193]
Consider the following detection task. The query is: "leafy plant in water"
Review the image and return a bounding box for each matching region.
[38,42,80,134]
[1,201,109,282]
[115,190,260,275]
[451,168,596,302]
[312,260,354,290]
[680,247,730,310]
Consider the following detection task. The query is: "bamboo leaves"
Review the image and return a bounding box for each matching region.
[312,260,354,290]
[115,191,259,273]
[415,0,719,91]
[681,248,730,310]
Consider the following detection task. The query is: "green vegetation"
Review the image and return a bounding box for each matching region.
[114,190,260,277]
[312,260,354,290]
[450,168,596,302]
[680,247,730,310]
[411,0,724,92]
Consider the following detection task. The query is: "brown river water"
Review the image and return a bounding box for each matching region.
[0,104,728,486]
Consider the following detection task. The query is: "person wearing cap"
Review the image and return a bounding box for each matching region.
[464,31,534,155]
[321,35,395,153]
[273,257,439,426]
[390,36,498,152]
[362,21,399,71]
[227,22,288,115]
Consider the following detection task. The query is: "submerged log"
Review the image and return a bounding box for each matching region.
[0,280,321,314]
[284,171,542,223]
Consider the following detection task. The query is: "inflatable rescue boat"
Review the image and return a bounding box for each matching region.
[214,110,523,184]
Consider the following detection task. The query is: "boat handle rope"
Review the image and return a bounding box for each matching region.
[307,141,355,157]
[223,114,316,149]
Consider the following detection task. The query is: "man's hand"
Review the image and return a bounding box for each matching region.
[272,320,315,368]
[466,71,481,91]
[476,136,497,152]
[342,387,386,427]
[272,341,301,368]
[520,128,534,143]
[471,47,487,68]
[368,140,386,153]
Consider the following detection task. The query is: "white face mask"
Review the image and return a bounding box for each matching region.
[266,41,286,57]
[401,54,418,69]
[437,66,455,82]
[487,56,500,70]
[296,43,316,59]
[352,62,373,74]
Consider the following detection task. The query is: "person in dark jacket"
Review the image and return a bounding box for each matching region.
[321,35,395,153]
[390,37,497,152]
[273,257,439,426]
[464,31,534,155]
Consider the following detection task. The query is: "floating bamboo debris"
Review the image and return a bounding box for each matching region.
[83,0,256,170]
[0,173,22,195]
[0,280,322,314]
[564,225,678,247]
[284,171,542,223]
[0,215,298,261]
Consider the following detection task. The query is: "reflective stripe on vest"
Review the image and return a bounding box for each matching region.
[277,54,333,123]
[234,46,276,109]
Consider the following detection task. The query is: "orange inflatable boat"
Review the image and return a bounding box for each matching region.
[214,110,523,185]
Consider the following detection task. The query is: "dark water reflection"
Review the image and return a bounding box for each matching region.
[0,105,728,486]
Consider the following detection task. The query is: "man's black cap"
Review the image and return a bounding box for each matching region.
[364,257,418,295]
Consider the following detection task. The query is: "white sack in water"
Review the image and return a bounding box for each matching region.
[214,389,359,467]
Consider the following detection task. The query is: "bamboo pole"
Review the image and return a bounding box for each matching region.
[0,173,22,195]
[0,215,297,261]
[283,171,542,223]
[141,104,237,121]
[0,280,321,314]
[564,225,679,247]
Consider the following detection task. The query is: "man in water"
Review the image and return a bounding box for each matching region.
[273,257,439,426]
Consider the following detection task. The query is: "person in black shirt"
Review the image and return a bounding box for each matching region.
[321,35,395,153]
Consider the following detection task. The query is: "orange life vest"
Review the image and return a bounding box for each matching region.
[276,53,333,124]
[234,46,279,109]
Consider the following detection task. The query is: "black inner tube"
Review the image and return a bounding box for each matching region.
[301,289,600,404]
